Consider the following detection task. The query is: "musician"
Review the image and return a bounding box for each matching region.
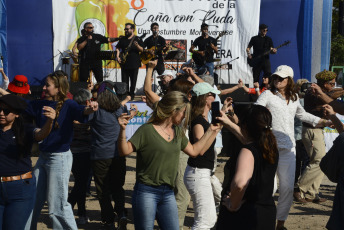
[189,23,218,76]
[143,23,167,75]
[77,22,119,83]
[246,24,277,84]
[116,23,144,100]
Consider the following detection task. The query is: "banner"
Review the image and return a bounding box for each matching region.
[125,101,152,139]
[53,0,261,87]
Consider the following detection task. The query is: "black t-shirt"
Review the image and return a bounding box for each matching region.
[0,124,36,176]
[192,36,217,62]
[248,35,274,59]
[77,33,108,61]
[116,36,143,69]
[188,115,215,170]
[144,35,166,61]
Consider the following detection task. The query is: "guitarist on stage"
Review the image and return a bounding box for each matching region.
[143,23,167,75]
[77,22,119,83]
[116,23,144,100]
[189,23,218,76]
[246,23,277,84]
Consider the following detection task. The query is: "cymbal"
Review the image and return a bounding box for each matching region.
[214,58,221,62]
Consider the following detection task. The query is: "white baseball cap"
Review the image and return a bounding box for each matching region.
[272,65,294,78]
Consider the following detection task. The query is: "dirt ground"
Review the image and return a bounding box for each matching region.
[34,154,336,230]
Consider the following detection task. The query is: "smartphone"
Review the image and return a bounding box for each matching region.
[211,101,220,124]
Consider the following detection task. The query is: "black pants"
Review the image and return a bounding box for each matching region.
[121,68,139,98]
[252,58,271,83]
[294,139,310,186]
[68,152,91,216]
[92,157,127,224]
[79,59,103,83]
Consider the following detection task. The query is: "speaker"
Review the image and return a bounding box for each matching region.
[218,84,252,103]
[114,82,128,95]
[69,82,88,95]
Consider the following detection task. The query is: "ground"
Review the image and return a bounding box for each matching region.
[34,154,336,230]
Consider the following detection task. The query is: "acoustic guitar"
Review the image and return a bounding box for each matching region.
[140,45,170,65]
[119,33,147,66]
[247,40,290,68]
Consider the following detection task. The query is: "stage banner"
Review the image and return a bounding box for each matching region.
[125,101,153,140]
[323,114,344,152]
[53,0,260,86]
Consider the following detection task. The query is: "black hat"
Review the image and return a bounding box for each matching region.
[0,94,28,112]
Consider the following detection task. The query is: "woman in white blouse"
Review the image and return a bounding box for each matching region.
[256,65,331,230]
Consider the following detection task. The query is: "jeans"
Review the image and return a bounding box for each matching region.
[68,152,91,216]
[276,147,296,221]
[197,62,214,76]
[0,176,36,230]
[92,157,126,224]
[184,166,217,230]
[132,182,179,230]
[26,150,77,230]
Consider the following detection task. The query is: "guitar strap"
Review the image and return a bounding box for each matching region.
[127,35,137,52]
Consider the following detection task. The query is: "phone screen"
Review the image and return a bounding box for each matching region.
[211,101,220,124]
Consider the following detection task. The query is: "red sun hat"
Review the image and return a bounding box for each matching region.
[8,75,30,94]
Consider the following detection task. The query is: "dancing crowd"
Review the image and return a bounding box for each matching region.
[1,23,344,230]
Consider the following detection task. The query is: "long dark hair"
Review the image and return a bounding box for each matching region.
[190,94,207,121]
[11,114,30,157]
[270,76,297,103]
[240,104,278,164]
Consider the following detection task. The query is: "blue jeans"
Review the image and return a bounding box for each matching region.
[26,150,77,230]
[197,62,214,76]
[0,176,36,230]
[132,182,179,230]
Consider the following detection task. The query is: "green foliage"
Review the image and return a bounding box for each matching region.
[331,0,344,66]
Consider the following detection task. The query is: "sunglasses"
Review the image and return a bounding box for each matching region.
[263,29,268,32]
[274,76,285,82]
[0,107,12,116]
[327,82,336,86]
[207,92,216,97]
[87,27,94,29]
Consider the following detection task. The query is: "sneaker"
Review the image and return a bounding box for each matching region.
[117,216,128,230]
[77,216,89,225]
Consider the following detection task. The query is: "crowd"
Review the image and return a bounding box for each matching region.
[1,24,344,230]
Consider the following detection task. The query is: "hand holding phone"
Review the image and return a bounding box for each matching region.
[211,101,221,124]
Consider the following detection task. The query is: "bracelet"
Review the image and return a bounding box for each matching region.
[226,110,235,116]
[255,88,259,92]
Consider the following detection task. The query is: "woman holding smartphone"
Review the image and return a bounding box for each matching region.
[183,82,223,229]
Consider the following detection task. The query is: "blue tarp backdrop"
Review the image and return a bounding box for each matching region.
[0,0,333,85]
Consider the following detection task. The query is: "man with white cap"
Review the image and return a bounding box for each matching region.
[157,70,175,95]
[255,65,331,230]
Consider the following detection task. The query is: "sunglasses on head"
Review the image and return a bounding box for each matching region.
[0,107,12,116]
[274,76,285,82]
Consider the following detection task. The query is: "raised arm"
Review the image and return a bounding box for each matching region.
[217,110,246,144]
[182,124,221,157]
[34,106,56,141]
[220,80,243,96]
[117,114,135,156]
[144,60,160,104]
[323,104,344,133]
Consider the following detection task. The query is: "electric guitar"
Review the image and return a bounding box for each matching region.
[119,33,147,65]
[247,40,290,68]
[192,31,225,66]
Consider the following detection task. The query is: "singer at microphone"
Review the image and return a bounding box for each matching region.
[77,22,120,83]
[142,22,167,75]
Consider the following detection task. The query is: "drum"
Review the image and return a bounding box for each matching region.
[71,64,79,82]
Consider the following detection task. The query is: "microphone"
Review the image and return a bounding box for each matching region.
[139,33,147,41]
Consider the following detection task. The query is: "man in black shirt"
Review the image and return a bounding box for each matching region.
[143,23,167,75]
[77,22,119,83]
[116,23,144,100]
[190,23,218,76]
[246,24,277,83]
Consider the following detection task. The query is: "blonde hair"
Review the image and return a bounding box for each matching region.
[148,91,191,133]
[47,73,69,128]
